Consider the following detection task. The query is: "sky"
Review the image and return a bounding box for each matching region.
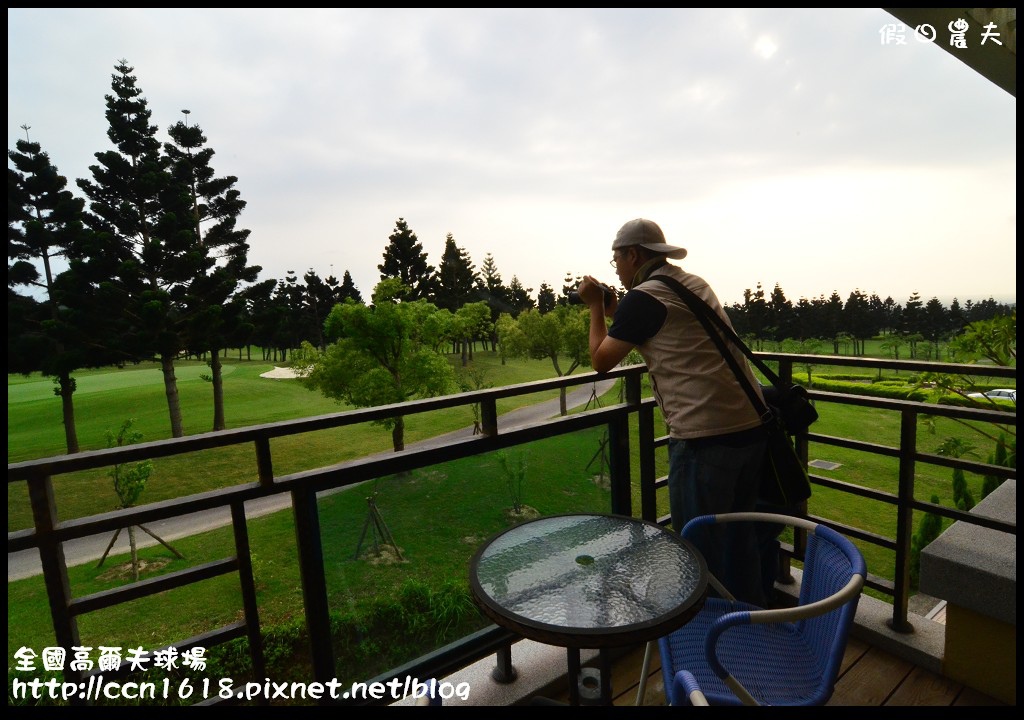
[7,8,1017,308]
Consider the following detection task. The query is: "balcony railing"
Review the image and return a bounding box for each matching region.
[7,354,1016,705]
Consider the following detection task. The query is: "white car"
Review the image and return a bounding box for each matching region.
[967,388,1016,403]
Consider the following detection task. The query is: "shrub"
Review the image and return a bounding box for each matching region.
[205,578,480,699]
[910,495,944,588]
[935,395,1015,411]
[809,377,928,401]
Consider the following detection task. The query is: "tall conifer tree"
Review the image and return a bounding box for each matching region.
[8,135,111,452]
[478,252,512,349]
[536,283,556,314]
[302,269,334,350]
[378,218,436,301]
[434,233,478,312]
[338,270,363,304]
[76,60,205,437]
[165,110,260,430]
[507,275,534,316]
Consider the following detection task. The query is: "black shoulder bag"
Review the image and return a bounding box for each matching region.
[650,275,817,507]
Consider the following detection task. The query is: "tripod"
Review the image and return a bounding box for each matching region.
[97,524,185,581]
[353,493,404,561]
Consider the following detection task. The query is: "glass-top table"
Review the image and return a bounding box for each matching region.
[469,513,708,703]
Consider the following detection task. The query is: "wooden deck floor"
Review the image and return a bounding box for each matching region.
[531,636,1007,707]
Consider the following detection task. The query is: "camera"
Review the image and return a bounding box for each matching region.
[567,282,616,307]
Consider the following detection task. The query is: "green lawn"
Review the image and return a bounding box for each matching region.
[8,351,585,460]
[7,352,587,529]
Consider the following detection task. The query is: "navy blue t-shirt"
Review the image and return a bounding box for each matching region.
[608,289,668,346]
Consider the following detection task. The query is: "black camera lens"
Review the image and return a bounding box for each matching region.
[568,284,614,306]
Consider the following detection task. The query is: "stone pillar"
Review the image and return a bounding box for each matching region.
[920,479,1016,704]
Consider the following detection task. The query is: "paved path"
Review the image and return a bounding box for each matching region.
[8,378,619,581]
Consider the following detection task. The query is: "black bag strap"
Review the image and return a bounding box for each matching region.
[649,274,777,422]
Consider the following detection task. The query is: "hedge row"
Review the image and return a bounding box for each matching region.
[806,377,929,402]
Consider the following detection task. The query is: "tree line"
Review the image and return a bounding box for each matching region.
[9,60,1015,455]
[727,282,1013,359]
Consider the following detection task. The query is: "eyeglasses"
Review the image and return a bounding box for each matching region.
[609,252,622,268]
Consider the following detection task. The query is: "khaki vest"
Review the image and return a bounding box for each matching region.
[633,265,765,439]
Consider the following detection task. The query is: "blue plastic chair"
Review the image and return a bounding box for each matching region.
[657,512,866,706]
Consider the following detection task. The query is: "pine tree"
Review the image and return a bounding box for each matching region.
[769,283,795,344]
[76,60,204,438]
[302,269,335,350]
[843,288,870,355]
[479,254,503,294]
[742,283,770,349]
[165,109,260,430]
[378,218,436,301]
[8,134,113,452]
[273,270,308,360]
[507,275,534,316]
[241,278,282,361]
[337,270,363,304]
[478,253,511,349]
[947,297,966,337]
[536,283,556,314]
[434,233,478,312]
[902,291,925,358]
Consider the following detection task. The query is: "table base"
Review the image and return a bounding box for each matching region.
[567,648,613,705]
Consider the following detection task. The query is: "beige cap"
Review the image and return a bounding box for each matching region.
[611,218,687,259]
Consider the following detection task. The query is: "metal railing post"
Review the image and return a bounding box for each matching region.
[231,501,266,684]
[638,402,657,523]
[609,410,632,516]
[481,397,498,437]
[891,409,917,633]
[291,485,335,694]
[27,472,85,703]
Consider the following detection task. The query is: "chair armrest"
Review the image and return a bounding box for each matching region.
[671,670,710,706]
[746,574,865,624]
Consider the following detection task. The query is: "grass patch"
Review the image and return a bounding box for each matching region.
[7,352,582,530]
[7,352,571,463]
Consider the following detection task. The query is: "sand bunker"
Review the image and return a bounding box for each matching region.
[259,366,303,379]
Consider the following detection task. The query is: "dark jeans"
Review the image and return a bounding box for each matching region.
[668,434,767,607]
[753,501,789,604]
